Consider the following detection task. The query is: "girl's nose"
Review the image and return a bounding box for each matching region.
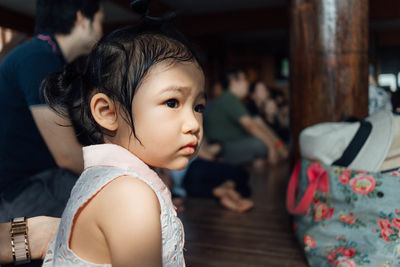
[182,110,201,134]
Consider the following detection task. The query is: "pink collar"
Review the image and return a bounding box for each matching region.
[83,144,175,214]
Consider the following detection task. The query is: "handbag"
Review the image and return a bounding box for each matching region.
[287,158,400,267]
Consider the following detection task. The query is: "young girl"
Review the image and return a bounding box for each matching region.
[41,20,205,266]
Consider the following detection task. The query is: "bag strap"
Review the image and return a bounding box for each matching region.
[286,160,329,215]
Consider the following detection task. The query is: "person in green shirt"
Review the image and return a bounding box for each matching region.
[205,69,288,165]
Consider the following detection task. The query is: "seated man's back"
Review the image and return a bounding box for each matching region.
[0,0,103,222]
[205,90,249,142]
[0,36,64,200]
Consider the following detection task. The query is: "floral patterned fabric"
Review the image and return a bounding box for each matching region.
[42,144,185,266]
[289,158,400,267]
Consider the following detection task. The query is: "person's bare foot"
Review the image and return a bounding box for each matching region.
[219,196,242,211]
[219,196,254,212]
[221,180,235,189]
[214,185,254,213]
[226,188,241,202]
[236,198,254,213]
[213,186,227,198]
[213,181,236,198]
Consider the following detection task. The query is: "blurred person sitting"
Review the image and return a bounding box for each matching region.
[204,80,224,124]
[246,81,291,145]
[369,71,392,115]
[391,89,400,115]
[263,97,291,144]
[169,139,254,213]
[210,81,224,99]
[0,0,103,222]
[204,69,287,165]
[246,80,270,118]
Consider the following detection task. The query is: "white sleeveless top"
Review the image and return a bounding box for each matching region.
[42,144,185,266]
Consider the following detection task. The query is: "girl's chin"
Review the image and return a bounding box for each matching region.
[167,159,192,171]
[150,158,191,171]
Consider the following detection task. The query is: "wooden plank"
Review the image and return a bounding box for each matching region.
[179,162,308,266]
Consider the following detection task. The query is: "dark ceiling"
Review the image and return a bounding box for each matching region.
[0,0,399,50]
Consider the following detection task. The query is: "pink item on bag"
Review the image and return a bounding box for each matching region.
[286,160,329,215]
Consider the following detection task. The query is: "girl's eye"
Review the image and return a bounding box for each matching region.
[165,99,179,108]
[194,104,205,113]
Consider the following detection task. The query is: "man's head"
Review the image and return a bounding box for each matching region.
[35,0,102,35]
[225,69,249,99]
[35,0,104,59]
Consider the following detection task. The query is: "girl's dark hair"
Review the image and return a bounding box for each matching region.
[43,22,199,146]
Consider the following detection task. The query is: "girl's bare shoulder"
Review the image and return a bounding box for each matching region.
[95,174,159,212]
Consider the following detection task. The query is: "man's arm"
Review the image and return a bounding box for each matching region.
[0,220,13,264]
[239,115,280,163]
[31,106,83,174]
[239,115,275,147]
[197,139,222,161]
[0,217,60,264]
[253,116,289,160]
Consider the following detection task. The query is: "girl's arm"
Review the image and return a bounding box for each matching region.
[95,175,162,267]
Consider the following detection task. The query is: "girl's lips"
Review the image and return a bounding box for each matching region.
[180,146,196,155]
[180,142,198,155]
[182,140,198,149]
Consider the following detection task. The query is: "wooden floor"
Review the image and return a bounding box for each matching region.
[179,161,308,267]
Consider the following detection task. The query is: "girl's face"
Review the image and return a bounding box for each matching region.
[116,61,205,170]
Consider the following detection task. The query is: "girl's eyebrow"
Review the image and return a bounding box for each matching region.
[160,86,206,101]
[159,86,189,95]
[196,91,207,101]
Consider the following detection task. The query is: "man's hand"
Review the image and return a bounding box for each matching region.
[31,106,83,174]
[27,216,60,259]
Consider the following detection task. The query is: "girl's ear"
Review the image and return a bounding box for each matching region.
[90,93,118,131]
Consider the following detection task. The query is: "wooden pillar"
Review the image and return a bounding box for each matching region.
[290,0,369,159]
